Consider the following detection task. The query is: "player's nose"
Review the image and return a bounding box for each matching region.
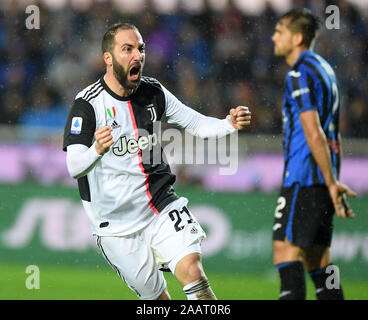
[133,48,144,62]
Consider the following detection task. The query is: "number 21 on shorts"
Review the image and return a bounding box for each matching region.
[169,206,194,232]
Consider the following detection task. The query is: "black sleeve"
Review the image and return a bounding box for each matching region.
[62,98,96,151]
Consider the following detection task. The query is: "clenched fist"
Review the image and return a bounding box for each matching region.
[95,126,114,155]
[228,106,251,130]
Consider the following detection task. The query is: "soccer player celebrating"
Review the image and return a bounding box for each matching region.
[271,8,356,300]
[63,23,251,300]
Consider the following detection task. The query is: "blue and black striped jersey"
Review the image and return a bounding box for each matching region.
[282,49,341,187]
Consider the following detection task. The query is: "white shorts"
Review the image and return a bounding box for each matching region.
[95,197,206,300]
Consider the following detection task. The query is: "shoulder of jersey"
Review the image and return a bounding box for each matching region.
[75,79,104,103]
[288,51,324,78]
[287,58,312,79]
[139,76,164,92]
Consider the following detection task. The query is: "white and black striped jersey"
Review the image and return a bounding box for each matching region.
[63,76,235,236]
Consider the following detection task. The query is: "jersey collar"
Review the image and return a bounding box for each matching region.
[292,49,313,69]
[100,76,137,101]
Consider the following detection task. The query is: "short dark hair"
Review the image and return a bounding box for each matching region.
[101,23,139,54]
[279,8,321,48]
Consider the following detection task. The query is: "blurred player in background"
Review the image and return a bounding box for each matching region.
[63,23,251,300]
[271,8,356,300]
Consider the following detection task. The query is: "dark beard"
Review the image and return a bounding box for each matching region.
[112,55,141,92]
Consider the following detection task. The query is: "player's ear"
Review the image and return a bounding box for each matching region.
[103,52,113,67]
[293,32,304,47]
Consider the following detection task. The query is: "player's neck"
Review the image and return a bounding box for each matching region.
[103,73,134,97]
[286,47,308,67]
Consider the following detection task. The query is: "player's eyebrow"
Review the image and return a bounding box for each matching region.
[121,43,134,48]
[275,24,282,32]
[120,42,145,50]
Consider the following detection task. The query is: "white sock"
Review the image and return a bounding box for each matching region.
[183,278,217,300]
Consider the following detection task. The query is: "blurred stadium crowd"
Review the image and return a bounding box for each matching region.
[0,0,367,139]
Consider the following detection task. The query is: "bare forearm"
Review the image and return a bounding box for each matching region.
[337,133,342,175]
[306,128,336,187]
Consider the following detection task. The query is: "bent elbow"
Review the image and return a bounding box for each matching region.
[306,129,326,147]
[72,171,85,180]
[66,157,85,180]
[67,165,82,180]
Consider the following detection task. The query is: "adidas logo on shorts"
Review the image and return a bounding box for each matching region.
[190,226,198,234]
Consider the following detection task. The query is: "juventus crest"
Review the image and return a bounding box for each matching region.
[147,104,157,122]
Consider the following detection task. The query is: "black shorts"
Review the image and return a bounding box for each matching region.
[272,184,335,249]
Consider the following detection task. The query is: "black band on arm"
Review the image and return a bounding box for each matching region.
[63,98,96,151]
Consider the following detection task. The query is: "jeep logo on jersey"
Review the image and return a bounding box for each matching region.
[113,133,158,156]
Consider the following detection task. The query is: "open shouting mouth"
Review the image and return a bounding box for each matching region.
[129,64,141,81]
